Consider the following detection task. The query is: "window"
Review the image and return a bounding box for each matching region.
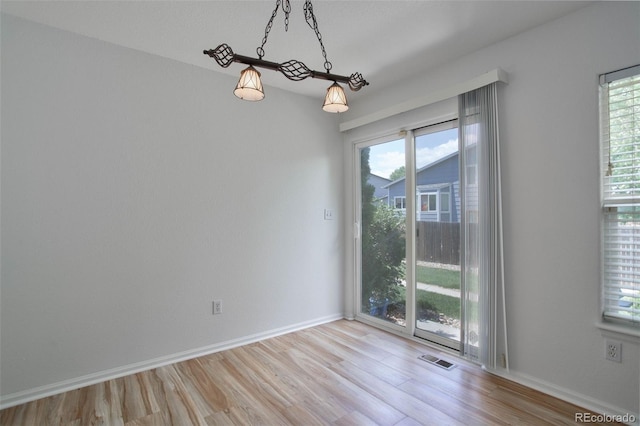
[394,196,406,210]
[600,64,640,326]
[420,193,437,211]
[440,191,450,212]
[440,191,451,222]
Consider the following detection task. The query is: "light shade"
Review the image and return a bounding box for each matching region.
[234,66,264,101]
[322,82,349,113]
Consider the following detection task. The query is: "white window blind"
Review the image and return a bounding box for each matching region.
[600,64,640,325]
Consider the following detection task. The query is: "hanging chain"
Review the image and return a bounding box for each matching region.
[304,0,332,73]
[257,0,291,59]
[256,0,332,73]
[283,0,291,30]
[256,0,333,73]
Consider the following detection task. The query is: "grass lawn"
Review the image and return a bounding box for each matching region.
[395,286,461,320]
[415,265,460,289]
[416,289,460,319]
[386,265,472,323]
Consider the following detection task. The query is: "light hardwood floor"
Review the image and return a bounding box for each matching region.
[1,320,616,425]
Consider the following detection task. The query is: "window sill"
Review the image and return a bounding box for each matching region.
[596,321,640,343]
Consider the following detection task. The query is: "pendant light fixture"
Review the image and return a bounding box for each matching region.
[234,66,264,101]
[203,0,368,113]
[323,82,349,113]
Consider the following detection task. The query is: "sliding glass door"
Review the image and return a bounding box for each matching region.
[356,121,468,352]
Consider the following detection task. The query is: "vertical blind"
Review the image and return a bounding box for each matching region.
[600,64,640,325]
[459,83,508,370]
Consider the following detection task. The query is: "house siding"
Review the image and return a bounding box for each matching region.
[367,173,391,202]
[387,154,460,222]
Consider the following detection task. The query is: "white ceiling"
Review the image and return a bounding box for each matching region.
[1,1,592,99]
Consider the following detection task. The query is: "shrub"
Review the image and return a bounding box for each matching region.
[361,203,406,306]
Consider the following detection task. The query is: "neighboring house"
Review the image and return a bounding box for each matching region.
[384,152,461,222]
[366,173,391,204]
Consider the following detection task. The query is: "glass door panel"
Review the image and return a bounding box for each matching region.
[413,123,462,349]
[359,139,406,327]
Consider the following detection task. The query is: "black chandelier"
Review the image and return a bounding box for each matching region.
[203,0,368,113]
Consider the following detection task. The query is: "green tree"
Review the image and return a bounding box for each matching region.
[389,166,405,181]
[361,147,375,232]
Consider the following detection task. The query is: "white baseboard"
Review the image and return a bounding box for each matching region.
[487,368,639,426]
[0,313,344,410]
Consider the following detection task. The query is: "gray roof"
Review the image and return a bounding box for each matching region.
[382,151,459,189]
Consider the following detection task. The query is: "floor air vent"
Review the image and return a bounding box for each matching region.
[418,354,456,370]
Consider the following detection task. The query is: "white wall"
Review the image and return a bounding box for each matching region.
[343,1,640,417]
[0,14,344,403]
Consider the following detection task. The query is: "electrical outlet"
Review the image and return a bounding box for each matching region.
[213,300,222,315]
[605,340,621,363]
[324,208,334,220]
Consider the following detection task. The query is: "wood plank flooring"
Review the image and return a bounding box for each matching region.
[0,320,616,425]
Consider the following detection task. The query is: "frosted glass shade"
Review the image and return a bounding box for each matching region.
[234,66,265,101]
[322,82,348,113]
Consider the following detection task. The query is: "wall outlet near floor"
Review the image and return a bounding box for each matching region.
[605,340,621,362]
[213,300,222,315]
[324,208,334,220]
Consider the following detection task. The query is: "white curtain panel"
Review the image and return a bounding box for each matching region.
[459,83,509,370]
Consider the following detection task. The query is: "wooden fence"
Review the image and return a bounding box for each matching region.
[416,221,479,265]
[416,221,462,265]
